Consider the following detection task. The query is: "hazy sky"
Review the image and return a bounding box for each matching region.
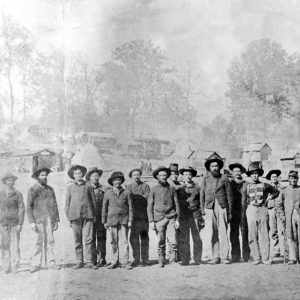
[2,0,300,121]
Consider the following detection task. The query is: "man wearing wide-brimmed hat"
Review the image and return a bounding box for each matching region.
[102,171,133,269]
[127,168,151,267]
[177,166,203,265]
[266,169,285,258]
[228,163,250,262]
[242,162,279,265]
[147,166,180,267]
[201,152,233,264]
[27,167,60,273]
[86,167,108,268]
[65,165,95,270]
[168,163,181,189]
[0,173,24,274]
[276,170,300,264]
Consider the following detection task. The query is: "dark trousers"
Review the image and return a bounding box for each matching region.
[92,217,106,265]
[129,219,149,263]
[230,213,250,261]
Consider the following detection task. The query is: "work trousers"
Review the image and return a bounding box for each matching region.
[205,200,229,260]
[32,218,56,267]
[179,216,202,264]
[156,217,177,261]
[92,217,106,265]
[246,205,270,261]
[71,218,93,264]
[0,226,21,271]
[109,224,129,265]
[268,208,284,256]
[288,208,300,261]
[230,212,250,261]
[129,219,149,263]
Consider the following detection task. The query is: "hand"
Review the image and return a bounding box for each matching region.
[227,213,232,223]
[30,223,38,233]
[175,220,180,230]
[128,221,132,229]
[52,222,58,231]
[17,225,22,232]
[104,223,109,229]
[150,222,156,231]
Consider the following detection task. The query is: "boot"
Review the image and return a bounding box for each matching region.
[158,255,165,268]
[169,251,178,265]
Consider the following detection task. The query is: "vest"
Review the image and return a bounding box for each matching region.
[247,183,265,206]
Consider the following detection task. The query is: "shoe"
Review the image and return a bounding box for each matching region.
[262,260,272,265]
[72,263,84,270]
[272,253,280,258]
[130,260,140,267]
[85,263,94,269]
[104,262,111,267]
[121,264,133,270]
[181,261,190,266]
[48,264,61,270]
[107,263,118,269]
[158,260,165,268]
[97,260,107,268]
[221,259,231,264]
[288,260,297,265]
[29,266,41,273]
[93,265,98,270]
[141,260,151,266]
[208,258,220,265]
[4,268,11,274]
[252,260,261,265]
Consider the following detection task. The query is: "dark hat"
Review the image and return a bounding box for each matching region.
[229,163,246,174]
[128,168,143,178]
[288,170,299,179]
[86,167,103,181]
[32,167,51,179]
[179,166,197,177]
[153,166,171,179]
[1,172,18,184]
[108,171,125,186]
[68,165,87,180]
[204,152,224,171]
[246,162,264,177]
[266,169,281,180]
[169,163,179,173]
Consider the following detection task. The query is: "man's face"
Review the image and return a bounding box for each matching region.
[90,172,100,184]
[210,162,220,175]
[132,171,141,182]
[5,178,15,189]
[38,171,48,185]
[170,171,178,181]
[289,176,298,186]
[232,167,242,180]
[112,177,122,188]
[183,171,193,182]
[74,169,83,181]
[270,174,278,184]
[250,171,259,182]
[158,171,168,182]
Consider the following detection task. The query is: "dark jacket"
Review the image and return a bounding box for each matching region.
[88,183,108,218]
[126,181,150,221]
[147,183,180,222]
[200,173,233,215]
[0,189,25,227]
[27,183,59,224]
[65,180,95,221]
[102,188,133,226]
[230,179,247,223]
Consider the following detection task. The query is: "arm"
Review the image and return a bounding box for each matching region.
[173,188,180,221]
[88,186,95,217]
[275,190,285,222]
[102,192,109,224]
[128,191,134,223]
[200,179,206,216]
[241,183,248,214]
[225,177,234,215]
[18,192,25,225]
[65,185,71,220]
[26,188,35,224]
[266,183,280,199]
[144,183,150,199]
[147,188,155,222]
[51,188,60,223]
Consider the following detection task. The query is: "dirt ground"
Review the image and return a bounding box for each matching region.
[1,173,300,300]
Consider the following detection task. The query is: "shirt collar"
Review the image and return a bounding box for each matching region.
[74,180,86,186]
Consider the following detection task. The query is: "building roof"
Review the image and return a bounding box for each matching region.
[280,149,300,160]
[14,148,57,157]
[242,142,272,152]
[75,131,115,139]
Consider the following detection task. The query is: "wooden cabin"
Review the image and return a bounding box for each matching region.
[242,142,272,167]
[75,132,117,151]
[280,149,300,179]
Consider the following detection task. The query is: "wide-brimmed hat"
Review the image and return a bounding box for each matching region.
[266,169,281,180]
[169,163,179,173]
[204,152,224,171]
[68,165,87,180]
[179,167,197,177]
[128,168,143,178]
[1,172,18,184]
[108,171,125,186]
[86,167,103,181]
[246,162,264,177]
[32,167,51,179]
[288,170,299,179]
[153,166,171,179]
[229,163,246,174]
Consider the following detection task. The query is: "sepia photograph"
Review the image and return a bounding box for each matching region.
[0,0,300,299]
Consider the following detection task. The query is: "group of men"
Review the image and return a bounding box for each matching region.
[1,151,300,274]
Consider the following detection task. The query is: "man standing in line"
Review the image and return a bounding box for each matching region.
[242,162,279,265]
[27,167,60,273]
[177,167,203,265]
[147,166,180,267]
[228,163,250,262]
[86,167,108,268]
[65,165,95,270]
[200,152,233,264]
[0,173,25,274]
[127,168,151,267]
[276,170,300,264]
[266,169,285,258]
[168,163,181,189]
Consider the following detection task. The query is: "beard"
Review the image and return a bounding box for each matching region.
[211,170,220,177]
[158,180,168,186]
[38,178,47,186]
